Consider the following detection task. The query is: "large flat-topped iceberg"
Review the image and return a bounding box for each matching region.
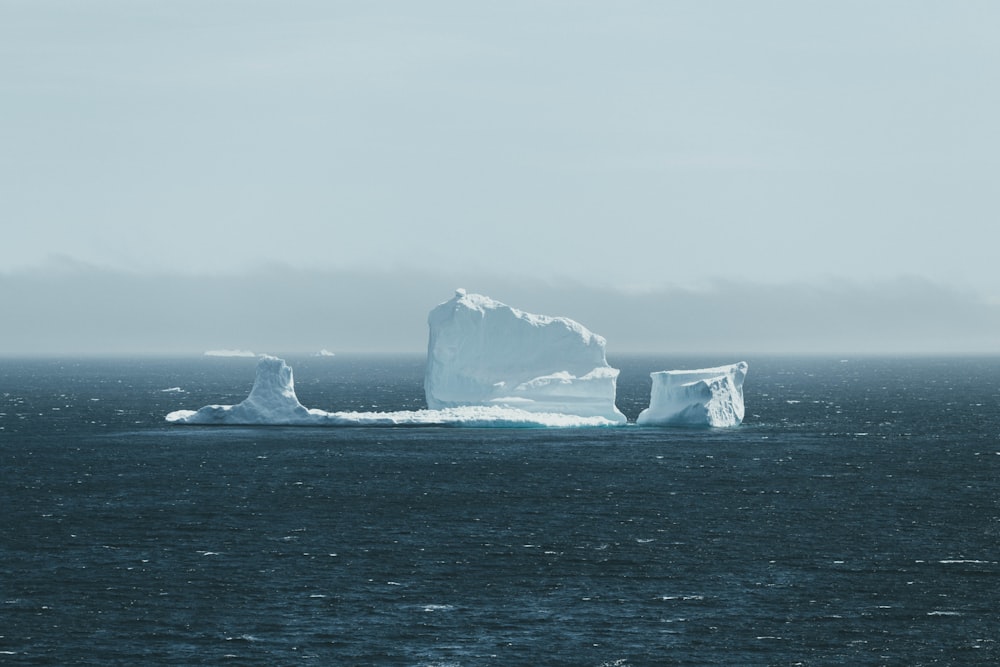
[166,355,621,427]
[636,362,748,427]
[425,290,627,424]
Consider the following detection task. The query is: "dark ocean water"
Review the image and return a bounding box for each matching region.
[2,355,999,666]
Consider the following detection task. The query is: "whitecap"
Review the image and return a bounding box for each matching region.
[660,595,704,601]
[939,559,991,564]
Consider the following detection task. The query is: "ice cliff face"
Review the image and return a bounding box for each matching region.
[636,362,748,427]
[425,289,627,424]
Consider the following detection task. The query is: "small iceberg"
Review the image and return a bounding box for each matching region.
[636,362,748,427]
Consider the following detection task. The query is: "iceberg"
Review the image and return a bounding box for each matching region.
[166,355,310,424]
[424,289,627,424]
[166,354,620,427]
[167,292,747,429]
[636,362,748,427]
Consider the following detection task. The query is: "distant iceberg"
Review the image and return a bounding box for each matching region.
[166,355,620,427]
[425,289,626,424]
[204,349,256,358]
[636,362,748,427]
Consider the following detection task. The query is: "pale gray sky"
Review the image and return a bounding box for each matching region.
[2,1,999,355]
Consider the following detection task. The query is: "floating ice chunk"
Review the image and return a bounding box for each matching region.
[636,362,748,427]
[424,290,626,424]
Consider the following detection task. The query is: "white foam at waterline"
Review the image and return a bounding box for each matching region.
[167,404,622,428]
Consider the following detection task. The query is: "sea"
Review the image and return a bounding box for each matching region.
[2,355,999,666]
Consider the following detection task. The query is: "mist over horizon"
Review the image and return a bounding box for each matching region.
[4,2,999,360]
[3,263,998,358]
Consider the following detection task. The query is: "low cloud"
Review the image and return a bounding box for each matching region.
[2,264,998,356]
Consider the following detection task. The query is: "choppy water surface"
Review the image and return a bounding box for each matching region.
[2,356,999,665]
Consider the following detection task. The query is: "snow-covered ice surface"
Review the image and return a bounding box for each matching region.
[166,355,621,428]
[424,290,627,424]
[636,362,748,427]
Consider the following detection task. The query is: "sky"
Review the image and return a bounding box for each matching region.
[2,1,999,356]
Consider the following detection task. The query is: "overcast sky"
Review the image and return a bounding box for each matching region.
[3,1,999,356]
